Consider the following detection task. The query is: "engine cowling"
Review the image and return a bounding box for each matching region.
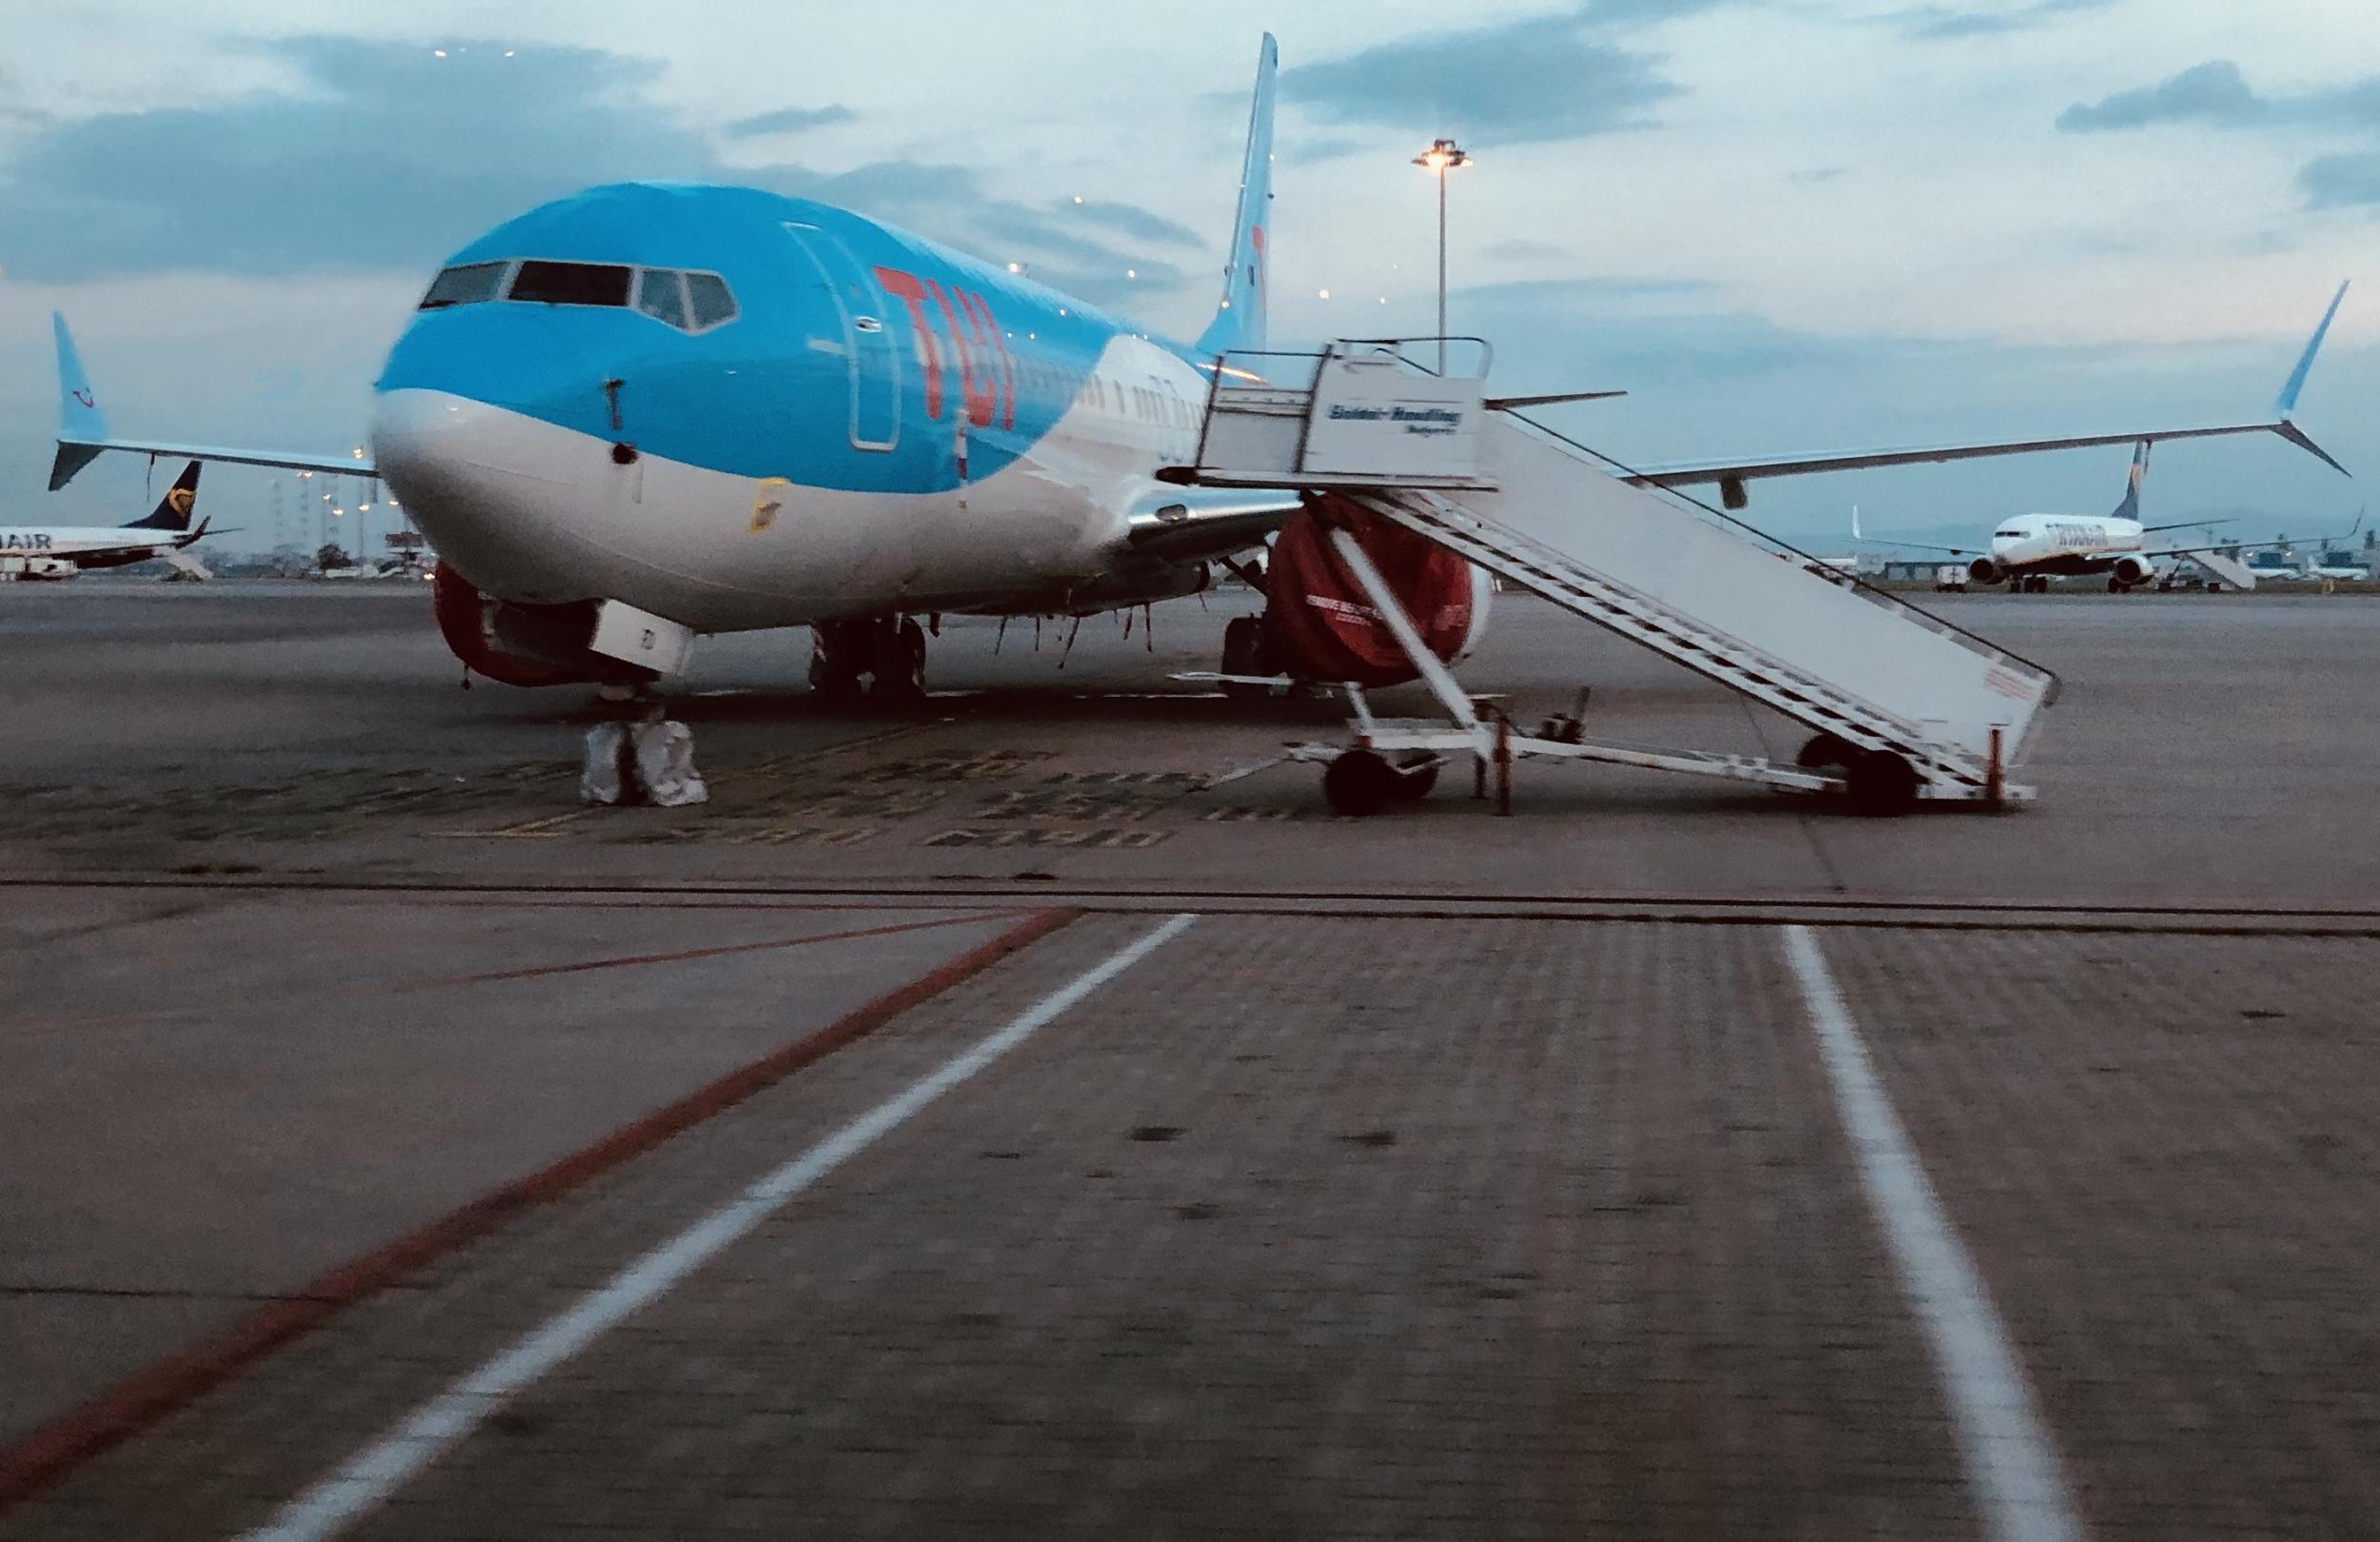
[1261,499,1489,687]
[2110,554,2155,588]
[431,563,597,687]
[1967,556,2005,586]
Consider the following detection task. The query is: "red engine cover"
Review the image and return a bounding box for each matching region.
[431,563,588,687]
[1263,500,1477,687]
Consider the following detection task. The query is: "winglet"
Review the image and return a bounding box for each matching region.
[1195,33,1277,359]
[2275,419,2351,478]
[1851,504,1862,542]
[50,312,110,491]
[2275,279,2349,420]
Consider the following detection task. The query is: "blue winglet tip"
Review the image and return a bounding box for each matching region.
[2275,278,2350,419]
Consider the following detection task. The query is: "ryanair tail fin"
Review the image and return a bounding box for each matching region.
[1195,33,1276,358]
[2110,440,2150,523]
[126,462,203,532]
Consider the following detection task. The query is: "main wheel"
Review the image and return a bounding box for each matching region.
[869,618,927,698]
[1321,748,1398,817]
[1795,732,1856,769]
[1386,754,1440,801]
[1220,614,1272,700]
[807,634,864,700]
[1844,751,1920,817]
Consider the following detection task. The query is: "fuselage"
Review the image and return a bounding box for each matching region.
[1986,513,2148,577]
[0,526,187,569]
[372,184,1216,632]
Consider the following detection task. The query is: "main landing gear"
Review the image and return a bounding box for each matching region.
[1218,614,1279,701]
[809,616,926,700]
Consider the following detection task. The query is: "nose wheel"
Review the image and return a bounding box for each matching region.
[809,616,926,700]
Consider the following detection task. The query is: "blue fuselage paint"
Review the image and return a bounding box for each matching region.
[369,183,1220,628]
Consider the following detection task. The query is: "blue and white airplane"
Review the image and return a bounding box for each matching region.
[43,35,2353,693]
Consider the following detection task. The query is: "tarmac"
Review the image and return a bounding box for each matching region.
[5,580,2379,1539]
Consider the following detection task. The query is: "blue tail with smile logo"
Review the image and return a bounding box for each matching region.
[1195,33,1276,358]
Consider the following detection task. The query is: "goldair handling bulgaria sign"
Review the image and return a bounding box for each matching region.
[1302,353,1487,483]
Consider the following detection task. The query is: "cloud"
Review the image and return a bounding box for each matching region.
[2056,60,2268,131]
[721,105,855,138]
[1481,238,1571,261]
[1880,0,2116,42]
[1279,5,1709,143]
[0,38,717,282]
[2054,60,2380,209]
[0,34,1205,305]
[1057,199,1202,248]
[2057,59,2380,136]
[2299,153,2380,208]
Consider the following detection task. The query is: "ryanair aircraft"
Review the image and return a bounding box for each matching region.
[3,456,208,581]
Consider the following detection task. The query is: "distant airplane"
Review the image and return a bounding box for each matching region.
[1850,287,2358,595]
[1,459,211,581]
[2248,544,2372,583]
[2299,551,2371,581]
[40,37,2356,691]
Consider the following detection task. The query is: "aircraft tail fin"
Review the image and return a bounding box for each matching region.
[2111,439,2151,522]
[1195,33,1276,359]
[50,312,111,491]
[126,462,203,531]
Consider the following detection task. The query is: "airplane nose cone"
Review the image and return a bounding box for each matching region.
[371,388,594,602]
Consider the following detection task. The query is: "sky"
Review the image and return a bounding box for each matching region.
[4,0,2378,555]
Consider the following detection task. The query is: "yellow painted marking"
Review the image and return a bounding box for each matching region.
[748,477,789,534]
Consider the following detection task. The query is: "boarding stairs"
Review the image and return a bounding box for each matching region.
[1177,340,2060,815]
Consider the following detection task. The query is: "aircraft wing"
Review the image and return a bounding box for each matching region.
[1845,534,1986,556]
[2148,510,2363,563]
[48,312,373,490]
[1621,420,2346,507]
[1625,279,2354,506]
[51,437,373,492]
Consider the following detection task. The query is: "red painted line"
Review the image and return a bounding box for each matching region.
[387,910,1029,995]
[15,911,1031,1039]
[0,906,1079,1512]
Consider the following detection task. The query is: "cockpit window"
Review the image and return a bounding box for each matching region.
[685,271,739,329]
[635,268,690,329]
[418,262,508,309]
[1993,529,2024,539]
[508,261,632,307]
[416,258,731,330]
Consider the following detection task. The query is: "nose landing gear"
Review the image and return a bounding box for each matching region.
[809,616,927,700]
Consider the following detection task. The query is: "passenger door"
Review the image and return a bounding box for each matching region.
[782,222,901,452]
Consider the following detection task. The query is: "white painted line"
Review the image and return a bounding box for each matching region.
[1779,925,2086,1542]
[239,913,1199,1542]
